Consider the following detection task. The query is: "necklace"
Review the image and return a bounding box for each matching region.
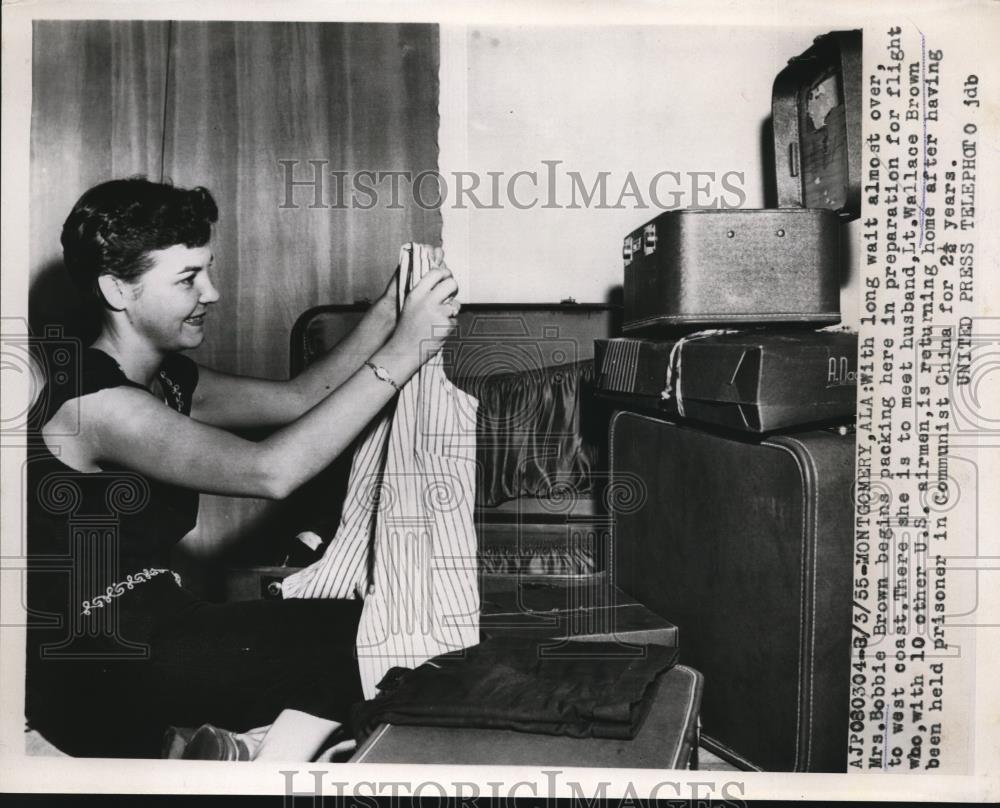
[96,347,184,412]
[158,369,184,412]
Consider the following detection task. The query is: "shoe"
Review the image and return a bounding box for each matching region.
[162,724,251,761]
[161,725,196,759]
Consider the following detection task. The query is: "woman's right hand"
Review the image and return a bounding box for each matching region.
[384,244,460,369]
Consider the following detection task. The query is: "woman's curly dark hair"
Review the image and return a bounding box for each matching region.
[61,178,218,305]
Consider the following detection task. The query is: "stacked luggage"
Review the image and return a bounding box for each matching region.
[596,30,862,772]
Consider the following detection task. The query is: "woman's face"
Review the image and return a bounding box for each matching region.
[120,243,219,351]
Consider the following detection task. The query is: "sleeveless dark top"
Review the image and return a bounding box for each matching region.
[26,348,201,648]
[25,349,367,756]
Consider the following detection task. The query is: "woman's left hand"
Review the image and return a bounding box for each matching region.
[369,244,447,333]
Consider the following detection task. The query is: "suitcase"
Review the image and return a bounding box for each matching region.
[291,301,620,377]
[231,302,620,569]
[622,30,861,332]
[594,329,858,433]
[225,566,680,646]
[609,410,854,771]
[350,663,704,768]
[229,302,680,648]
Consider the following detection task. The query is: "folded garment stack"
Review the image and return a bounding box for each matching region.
[352,637,678,742]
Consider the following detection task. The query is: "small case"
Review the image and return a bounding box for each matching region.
[623,30,862,332]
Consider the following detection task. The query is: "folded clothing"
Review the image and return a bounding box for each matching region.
[352,637,678,742]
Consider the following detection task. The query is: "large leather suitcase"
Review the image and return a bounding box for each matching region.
[229,302,684,648]
[594,329,858,433]
[623,30,861,332]
[609,410,854,771]
[226,302,619,568]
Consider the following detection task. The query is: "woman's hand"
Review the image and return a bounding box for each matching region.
[366,244,448,337]
[382,244,460,371]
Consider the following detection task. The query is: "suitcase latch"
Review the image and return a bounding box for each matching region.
[642,223,658,255]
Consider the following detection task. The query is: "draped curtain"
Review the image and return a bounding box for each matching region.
[30,21,441,565]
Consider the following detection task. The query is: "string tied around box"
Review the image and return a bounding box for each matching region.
[661,329,741,417]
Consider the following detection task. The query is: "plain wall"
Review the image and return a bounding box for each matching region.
[441,24,860,328]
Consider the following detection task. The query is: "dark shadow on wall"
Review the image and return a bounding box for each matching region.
[605,285,624,337]
[29,258,100,344]
[838,218,855,295]
[760,115,777,210]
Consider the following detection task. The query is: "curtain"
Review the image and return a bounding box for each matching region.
[30,21,442,561]
[30,21,170,339]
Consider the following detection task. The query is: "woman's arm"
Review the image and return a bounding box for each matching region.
[191,271,400,429]
[86,355,400,499]
[85,259,458,499]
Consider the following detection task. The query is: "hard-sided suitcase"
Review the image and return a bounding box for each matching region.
[228,302,683,649]
[229,302,620,565]
[609,410,854,771]
[225,566,681,647]
[623,30,861,332]
[594,329,858,433]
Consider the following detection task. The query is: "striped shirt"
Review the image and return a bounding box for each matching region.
[283,245,480,699]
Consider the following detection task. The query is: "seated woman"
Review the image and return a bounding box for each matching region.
[26,177,460,759]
